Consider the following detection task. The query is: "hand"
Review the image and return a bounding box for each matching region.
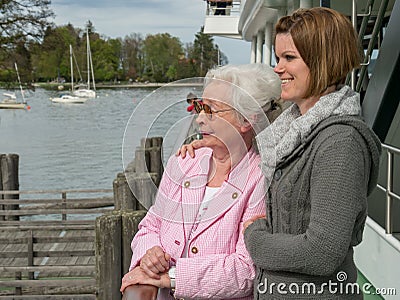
[175,139,207,158]
[140,246,171,279]
[120,266,171,293]
[243,214,266,233]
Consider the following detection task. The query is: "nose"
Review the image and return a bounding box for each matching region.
[273,60,284,75]
[195,110,207,125]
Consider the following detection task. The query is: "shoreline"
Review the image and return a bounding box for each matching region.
[30,82,203,90]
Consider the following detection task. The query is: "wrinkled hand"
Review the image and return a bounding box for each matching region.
[175,139,208,158]
[243,214,266,234]
[140,246,171,279]
[120,266,171,293]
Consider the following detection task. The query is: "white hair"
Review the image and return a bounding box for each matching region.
[204,64,282,134]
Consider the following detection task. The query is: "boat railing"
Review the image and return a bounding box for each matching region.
[376,143,400,234]
[205,0,241,16]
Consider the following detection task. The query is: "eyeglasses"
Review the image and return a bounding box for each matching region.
[193,99,234,120]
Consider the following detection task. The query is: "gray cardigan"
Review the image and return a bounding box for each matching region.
[244,115,381,299]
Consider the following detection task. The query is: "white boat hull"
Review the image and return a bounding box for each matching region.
[51,95,88,104]
[73,89,96,98]
[0,102,26,109]
[1,92,27,109]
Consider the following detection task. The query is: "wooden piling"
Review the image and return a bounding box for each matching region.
[134,147,150,173]
[95,213,122,300]
[121,210,147,276]
[0,158,3,221]
[95,211,147,300]
[0,154,20,221]
[149,147,163,186]
[113,173,136,210]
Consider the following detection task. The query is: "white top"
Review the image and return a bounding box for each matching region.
[182,186,220,258]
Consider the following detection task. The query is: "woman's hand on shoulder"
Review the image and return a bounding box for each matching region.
[175,139,208,158]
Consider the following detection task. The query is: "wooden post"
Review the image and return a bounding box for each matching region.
[0,158,3,221]
[131,173,157,211]
[61,192,67,221]
[149,147,163,186]
[27,230,34,280]
[134,148,150,173]
[150,137,163,148]
[113,173,136,210]
[0,154,19,221]
[140,137,152,148]
[95,213,122,300]
[121,210,147,276]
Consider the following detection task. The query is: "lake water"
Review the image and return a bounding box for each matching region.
[0,84,203,191]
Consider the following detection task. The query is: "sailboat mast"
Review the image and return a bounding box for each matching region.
[87,28,91,89]
[70,44,74,91]
[14,62,26,103]
[89,42,96,91]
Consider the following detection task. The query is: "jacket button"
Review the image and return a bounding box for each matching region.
[232,192,238,199]
[184,181,190,188]
[191,246,198,254]
[274,169,282,180]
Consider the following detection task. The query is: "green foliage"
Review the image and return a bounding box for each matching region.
[0,0,54,63]
[142,33,183,82]
[2,12,228,83]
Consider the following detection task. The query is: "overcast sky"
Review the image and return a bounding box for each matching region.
[51,0,250,64]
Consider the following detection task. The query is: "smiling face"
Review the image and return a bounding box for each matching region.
[274,33,311,108]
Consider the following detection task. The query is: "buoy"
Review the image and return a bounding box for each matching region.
[26,105,31,110]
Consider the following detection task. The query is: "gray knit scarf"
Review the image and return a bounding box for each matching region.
[256,85,361,185]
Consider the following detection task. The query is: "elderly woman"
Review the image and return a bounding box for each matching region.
[120,64,282,299]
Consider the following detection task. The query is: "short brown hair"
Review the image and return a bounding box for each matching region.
[275,7,362,98]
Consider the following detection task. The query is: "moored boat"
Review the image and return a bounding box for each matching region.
[51,94,88,104]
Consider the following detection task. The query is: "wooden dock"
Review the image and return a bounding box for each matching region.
[0,137,167,299]
[0,189,114,299]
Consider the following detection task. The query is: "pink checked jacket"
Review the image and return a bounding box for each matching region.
[129,147,266,299]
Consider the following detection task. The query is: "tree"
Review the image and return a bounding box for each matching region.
[0,0,54,64]
[0,0,54,83]
[30,24,79,82]
[142,33,184,82]
[190,27,227,76]
[91,37,122,82]
[121,33,144,81]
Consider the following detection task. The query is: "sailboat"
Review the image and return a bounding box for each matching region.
[51,45,88,104]
[73,29,96,98]
[0,63,29,109]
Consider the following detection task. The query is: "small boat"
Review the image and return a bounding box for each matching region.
[0,92,26,109]
[0,63,29,110]
[72,28,96,99]
[51,94,88,104]
[51,45,89,104]
[73,85,96,98]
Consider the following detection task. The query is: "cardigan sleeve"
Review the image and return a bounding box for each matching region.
[244,129,370,276]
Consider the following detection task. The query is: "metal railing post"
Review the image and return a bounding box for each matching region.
[385,150,394,234]
[351,0,357,90]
